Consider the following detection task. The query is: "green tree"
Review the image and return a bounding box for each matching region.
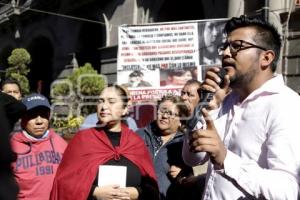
[51,63,107,134]
[5,48,31,94]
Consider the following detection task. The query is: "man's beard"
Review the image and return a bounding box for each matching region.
[229,67,258,89]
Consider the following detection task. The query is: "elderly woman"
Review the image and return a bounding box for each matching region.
[11,93,67,200]
[136,95,191,200]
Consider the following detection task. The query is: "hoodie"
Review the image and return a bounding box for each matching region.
[11,129,67,200]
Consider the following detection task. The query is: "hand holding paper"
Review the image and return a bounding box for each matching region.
[98,165,127,188]
[93,185,130,200]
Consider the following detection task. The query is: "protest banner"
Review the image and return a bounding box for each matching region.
[117,19,227,102]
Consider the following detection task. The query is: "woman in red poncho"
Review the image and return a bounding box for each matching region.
[50,85,159,200]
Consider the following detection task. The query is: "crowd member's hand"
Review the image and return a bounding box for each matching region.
[190,108,227,168]
[168,165,182,179]
[93,184,131,200]
[201,67,231,110]
[122,187,139,200]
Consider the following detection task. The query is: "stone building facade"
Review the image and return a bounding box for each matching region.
[0,0,299,95]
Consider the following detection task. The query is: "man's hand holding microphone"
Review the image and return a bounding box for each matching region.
[189,66,230,168]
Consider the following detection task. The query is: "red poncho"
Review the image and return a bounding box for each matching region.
[50,124,157,200]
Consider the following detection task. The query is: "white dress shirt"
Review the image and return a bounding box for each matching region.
[182,75,300,199]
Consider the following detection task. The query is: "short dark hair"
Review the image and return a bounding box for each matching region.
[1,78,22,94]
[224,15,282,72]
[184,79,202,98]
[184,79,202,88]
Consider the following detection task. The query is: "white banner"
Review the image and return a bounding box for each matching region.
[117,19,227,102]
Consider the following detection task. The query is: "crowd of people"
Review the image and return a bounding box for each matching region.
[1,15,300,200]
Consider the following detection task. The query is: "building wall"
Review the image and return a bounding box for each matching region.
[281,9,300,93]
[100,0,228,85]
[0,0,299,94]
[0,0,230,91]
[0,0,106,95]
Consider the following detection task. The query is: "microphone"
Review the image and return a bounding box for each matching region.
[186,68,227,131]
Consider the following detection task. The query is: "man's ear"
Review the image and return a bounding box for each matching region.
[261,50,275,70]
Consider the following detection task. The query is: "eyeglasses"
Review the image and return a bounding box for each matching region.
[158,107,179,118]
[218,40,267,56]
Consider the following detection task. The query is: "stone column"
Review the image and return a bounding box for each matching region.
[269,0,286,73]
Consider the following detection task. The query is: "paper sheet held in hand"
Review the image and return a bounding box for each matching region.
[98,165,127,188]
